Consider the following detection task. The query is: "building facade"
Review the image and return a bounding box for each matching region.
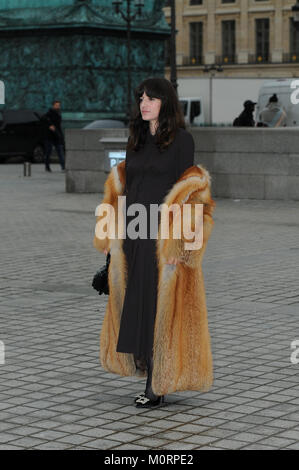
[163,0,299,78]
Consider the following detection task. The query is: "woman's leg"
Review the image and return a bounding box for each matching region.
[145,353,159,401]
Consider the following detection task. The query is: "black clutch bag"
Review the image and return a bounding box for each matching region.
[92,252,111,295]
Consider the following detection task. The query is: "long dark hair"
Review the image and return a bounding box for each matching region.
[127,77,186,152]
[269,94,278,103]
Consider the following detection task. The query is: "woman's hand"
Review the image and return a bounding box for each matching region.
[166,257,181,265]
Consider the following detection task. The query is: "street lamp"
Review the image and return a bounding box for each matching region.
[203,64,223,126]
[112,1,144,124]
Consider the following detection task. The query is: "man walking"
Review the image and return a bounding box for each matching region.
[42,100,65,172]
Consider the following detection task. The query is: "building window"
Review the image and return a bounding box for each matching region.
[256,18,269,62]
[190,0,203,5]
[222,20,235,63]
[221,0,236,3]
[290,18,299,62]
[190,22,203,64]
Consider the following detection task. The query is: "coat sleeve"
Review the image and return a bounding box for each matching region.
[177,130,194,179]
[93,168,116,253]
[162,177,216,269]
[180,189,216,268]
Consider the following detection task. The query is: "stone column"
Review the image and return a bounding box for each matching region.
[272,0,283,63]
[238,0,249,64]
[205,0,216,64]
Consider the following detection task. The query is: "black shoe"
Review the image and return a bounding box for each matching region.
[45,166,52,172]
[135,395,165,408]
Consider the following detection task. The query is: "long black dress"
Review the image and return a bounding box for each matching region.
[116,127,195,366]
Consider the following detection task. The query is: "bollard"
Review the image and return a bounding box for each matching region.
[23,161,31,177]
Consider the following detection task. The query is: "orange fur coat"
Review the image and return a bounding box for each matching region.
[93,159,216,396]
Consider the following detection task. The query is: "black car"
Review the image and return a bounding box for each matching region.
[0,109,47,163]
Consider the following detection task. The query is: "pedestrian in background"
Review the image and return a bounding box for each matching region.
[233,100,257,127]
[258,94,287,128]
[42,100,65,172]
[93,77,216,408]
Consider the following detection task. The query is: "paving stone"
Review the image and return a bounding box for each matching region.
[113,443,149,450]
[285,442,299,450]
[6,437,48,448]
[55,435,94,445]
[241,443,278,450]
[210,439,248,450]
[82,438,127,450]
[182,435,219,446]
[134,437,170,448]
[231,432,265,443]
[157,442,197,450]
[32,442,73,450]
[31,430,68,440]
[257,436,296,448]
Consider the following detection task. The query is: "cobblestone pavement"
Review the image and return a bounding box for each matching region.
[0,163,299,450]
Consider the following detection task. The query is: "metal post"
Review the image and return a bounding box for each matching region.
[127,0,132,123]
[170,0,178,95]
[204,64,223,126]
[23,161,31,177]
[209,73,212,125]
[209,71,216,126]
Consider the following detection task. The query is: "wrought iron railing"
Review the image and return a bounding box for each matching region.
[182,56,204,66]
[215,55,236,65]
[248,53,270,64]
[282,52,299,63]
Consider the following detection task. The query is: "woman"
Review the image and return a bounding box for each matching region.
[258,94,287,128]
[93,77,216,408]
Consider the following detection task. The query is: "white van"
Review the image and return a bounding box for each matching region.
[179,97,205,126]
[256,79,299,127]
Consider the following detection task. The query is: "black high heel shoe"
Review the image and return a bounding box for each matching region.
[135,395,165,408]
[134,354,165,408]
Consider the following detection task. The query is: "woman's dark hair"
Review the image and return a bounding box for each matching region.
[127,77,185,152]
[269,94,278,103]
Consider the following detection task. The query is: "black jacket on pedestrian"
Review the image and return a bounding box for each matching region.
[41,108,65,145]
[233,109,255,127]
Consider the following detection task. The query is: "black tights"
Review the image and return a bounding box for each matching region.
[145,354,159,401]
[134,353,159,400]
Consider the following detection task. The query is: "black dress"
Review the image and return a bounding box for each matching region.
[116,127,195,365]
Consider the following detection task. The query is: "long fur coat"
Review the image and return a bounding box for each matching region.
[93,159,216,396]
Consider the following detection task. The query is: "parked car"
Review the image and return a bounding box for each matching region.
[179,97,205,126]
[0,109,47,162]
[83,119,126,129]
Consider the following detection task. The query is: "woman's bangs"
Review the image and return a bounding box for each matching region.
[136,83,164,101]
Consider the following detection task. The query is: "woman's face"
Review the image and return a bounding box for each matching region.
[139,91,162,123]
